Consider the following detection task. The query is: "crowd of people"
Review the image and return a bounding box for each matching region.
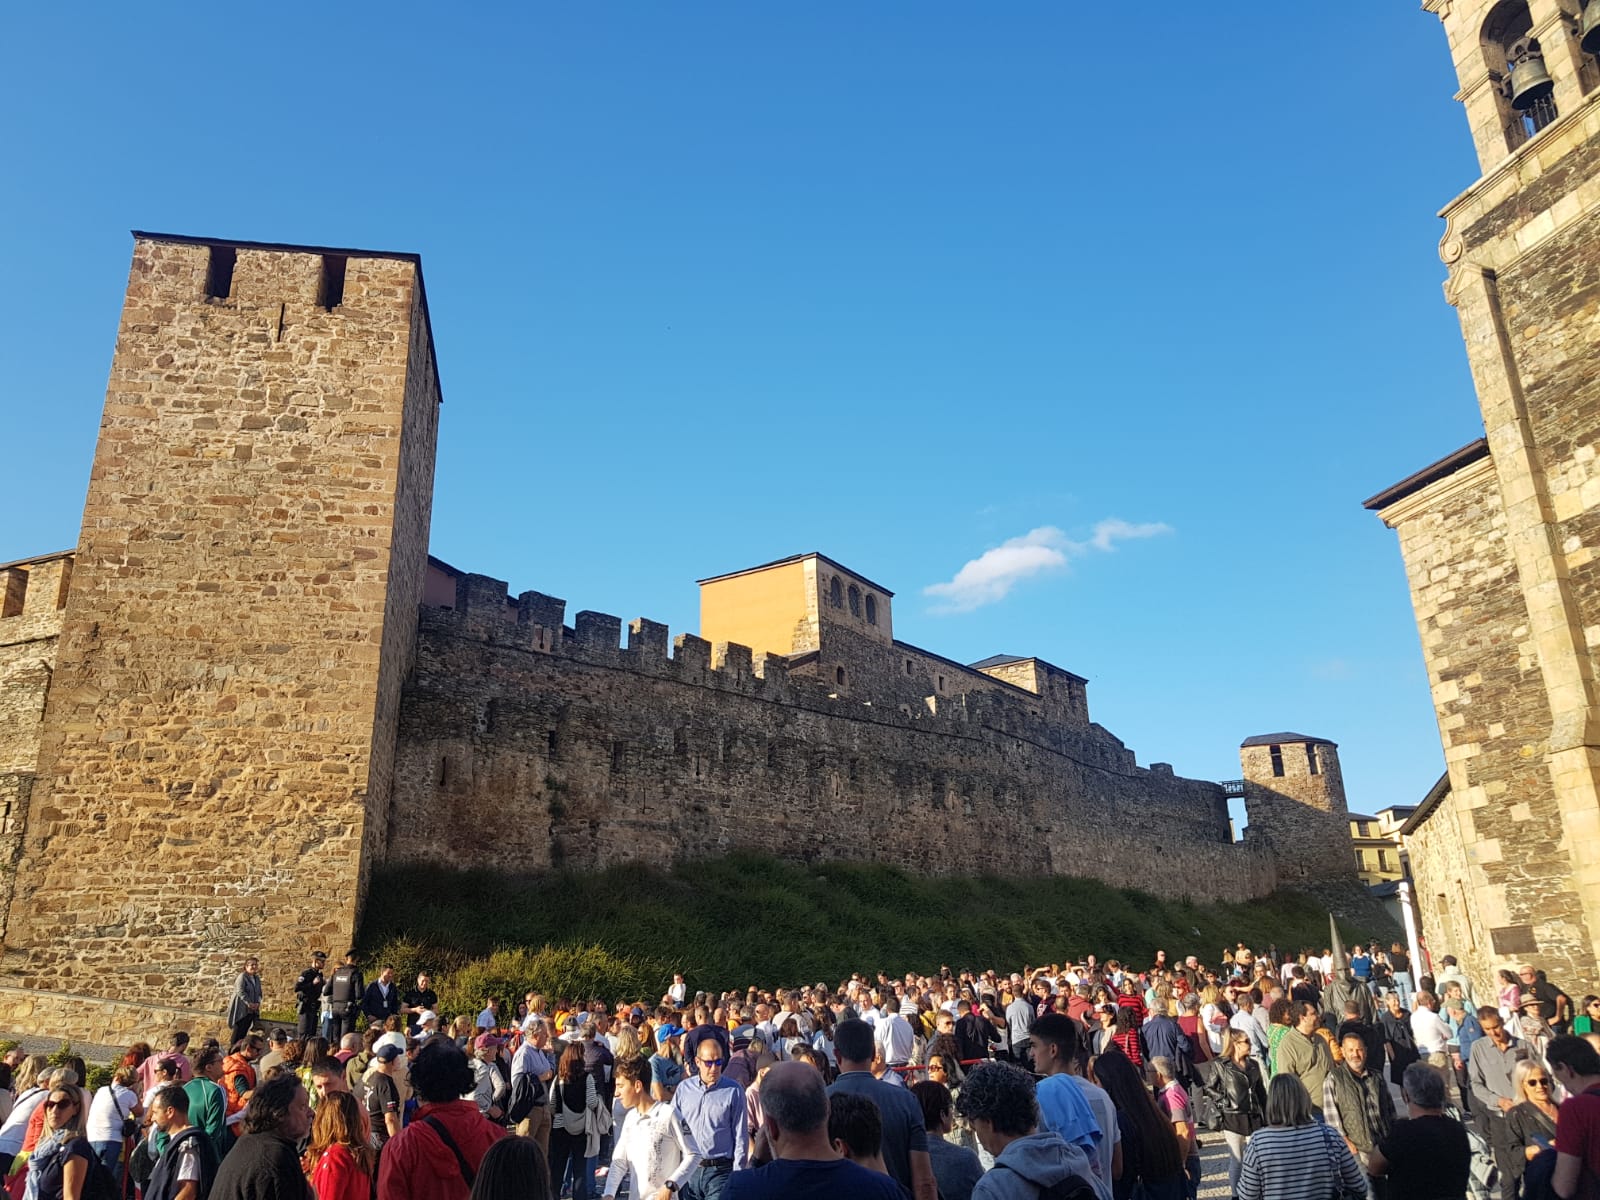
[1,939,1597,1200]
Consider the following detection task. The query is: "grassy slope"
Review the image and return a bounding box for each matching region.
[360,853,1376,1001]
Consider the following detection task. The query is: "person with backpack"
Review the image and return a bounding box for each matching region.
[953,1062,1109,1200]
[376,1041,505,1200]
[145,1086,219,1200]
[24,1084,100,1200]
[505,1023,552,1152]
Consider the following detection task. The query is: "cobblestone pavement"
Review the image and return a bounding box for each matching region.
[1197,1137,1234,1198]
[0,1031,123,1064]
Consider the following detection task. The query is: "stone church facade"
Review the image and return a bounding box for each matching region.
[1365,0,1600,997]
[0,233,1354,1042]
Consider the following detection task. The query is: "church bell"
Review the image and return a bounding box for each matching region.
[1508,37,1555,110]
[1580,2,1600,56]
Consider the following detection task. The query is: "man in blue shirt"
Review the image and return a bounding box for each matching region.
[674,1033,748,1200]
[827,1019,936,1200]
[1141,1006,1189,1065]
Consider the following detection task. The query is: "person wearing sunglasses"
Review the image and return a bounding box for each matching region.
[1507,1058,1560,1197]
[1573,996,1600,1037]
[675,1028,747,1200]
[26,1086,92,1200]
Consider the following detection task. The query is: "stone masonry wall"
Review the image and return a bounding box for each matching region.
[1385,456,1593,996]
[0,237,441,1021]
[0,557,71,947]
[385,573,1278,901]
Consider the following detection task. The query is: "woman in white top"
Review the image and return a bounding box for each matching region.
[0,1057,51,1169]
[601,1056,700,1200]
[549,1043,599,1200]
[84,1068,141,1185]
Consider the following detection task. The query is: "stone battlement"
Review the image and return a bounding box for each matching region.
[0,554,73,643]
[386,565,1265,896]
[425,569,1148,778]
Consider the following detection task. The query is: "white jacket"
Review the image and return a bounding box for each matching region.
[602,1101,702,1199]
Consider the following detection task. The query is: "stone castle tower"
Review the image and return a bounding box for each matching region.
[1239,734,1351,884]
[0,234,441,1033]
[1365,1,1600,993]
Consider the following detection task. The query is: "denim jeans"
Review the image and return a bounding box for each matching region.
[682,1160,732,1200]
[91,1142,122,1188]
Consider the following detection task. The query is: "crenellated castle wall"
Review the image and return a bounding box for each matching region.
[386,571,1279,901]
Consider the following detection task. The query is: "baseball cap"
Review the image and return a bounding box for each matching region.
[311,950,327,960]
[473,1034,504,1051]
[416,1010,438,1026]
[654,1023,684,1044]
[374,1044,403,1062]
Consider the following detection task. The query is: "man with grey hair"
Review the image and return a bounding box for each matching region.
[1367,1062,1471,1196]
[953,1062,1109,1200]
[724,1062,901,1199]
[509,1017,554,1152]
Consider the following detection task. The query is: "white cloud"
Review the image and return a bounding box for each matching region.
[923,519,1172,613]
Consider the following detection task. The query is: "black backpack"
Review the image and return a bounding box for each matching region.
[994,1163,1098,1200]
[77,1148,120,1200]
[504,1070,547,1125]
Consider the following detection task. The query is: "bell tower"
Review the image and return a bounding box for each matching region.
[1427,0,1599,172]
[1362,5,1600,995]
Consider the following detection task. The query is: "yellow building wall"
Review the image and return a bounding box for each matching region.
[699,560,810,657]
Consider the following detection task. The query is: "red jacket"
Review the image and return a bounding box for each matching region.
[311,1144,370,1200]
[376,1101,506,1200]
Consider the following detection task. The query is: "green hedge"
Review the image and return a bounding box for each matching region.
[359,853,1378,1014]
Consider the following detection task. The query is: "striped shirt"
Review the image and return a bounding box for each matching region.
[1236,1123,1365,1200]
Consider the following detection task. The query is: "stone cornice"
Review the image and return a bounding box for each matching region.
[1373,452,1498,529]
[1438,90,1600,290]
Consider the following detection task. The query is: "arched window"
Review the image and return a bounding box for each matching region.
[847,585,861,617]
[829,577,843,608]
[865,594,878,625]
[835,666,846,686]
[1481,2,1557,147]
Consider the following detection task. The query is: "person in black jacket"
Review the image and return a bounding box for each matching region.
[322,950,365,1042]
[293,952,326,1042]
[1207,1029,1266,1196]
[1379,990,1419,1088]
[361,966,402,1025]
[207,1075,312,1200]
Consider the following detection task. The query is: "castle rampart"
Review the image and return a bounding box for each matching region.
[386,569,1279,900]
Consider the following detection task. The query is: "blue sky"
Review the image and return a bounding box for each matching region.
[2,4,1484,822]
